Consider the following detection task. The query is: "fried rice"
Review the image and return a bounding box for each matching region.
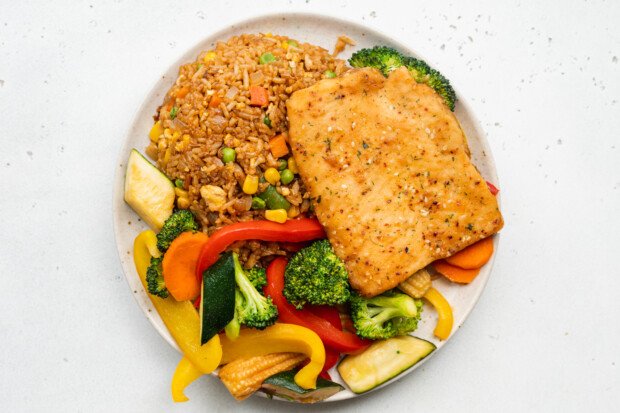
[148,33,346,267]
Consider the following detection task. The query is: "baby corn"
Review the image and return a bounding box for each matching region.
[398,268,432,298]
[218,352,307,400]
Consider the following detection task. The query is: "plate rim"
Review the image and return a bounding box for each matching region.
[112,10,501,403]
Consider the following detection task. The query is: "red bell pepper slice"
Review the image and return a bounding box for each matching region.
[306,305,343,379]
[486,181,500,196]
[265,257,371,354]
[280,241,312,253]
[320,348,340,380]
[195,218,326,280]
[306,305,343,331]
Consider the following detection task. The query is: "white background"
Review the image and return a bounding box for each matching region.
[1,0,619,412]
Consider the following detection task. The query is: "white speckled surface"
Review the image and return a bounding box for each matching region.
[1,1,619,412]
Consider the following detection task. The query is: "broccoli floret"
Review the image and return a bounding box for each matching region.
[156,210,198,252]
[247,267,267,290]
[224,290,242,340]
[146,256,168,298]
[349,46,456,111]
[403,56,456,112]
[350,290,422,340]
[348,46,405,76]
[232,253,278,330]
[283,240,351,309]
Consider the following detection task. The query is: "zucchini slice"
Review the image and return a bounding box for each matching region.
[337,335,436,394]
[124,149,174,230]
[200,252,236,344]
[261,369,344,403]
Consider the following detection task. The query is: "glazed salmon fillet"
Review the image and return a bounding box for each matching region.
[286,67,504,297]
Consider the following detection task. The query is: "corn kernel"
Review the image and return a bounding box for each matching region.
[287,157,298,174]
[242,175,259,194]
[264,168,280,185]
[162,148,171,167]
[176,134,191,152]
[177,197,190,209]
[149,121,164,142]
[287,205,300,218]
[204,51,217,61]
[174,187,189,198]
[281,41,289,50]
[265,209,287,223]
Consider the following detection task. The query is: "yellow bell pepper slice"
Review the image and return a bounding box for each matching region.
[171,357,204,402]
[133,230,223,373]
[219,323,325,389]
[171,322,325,400]
[423,287,454,340]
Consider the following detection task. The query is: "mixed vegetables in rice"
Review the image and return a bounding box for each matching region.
[125,34,502,403]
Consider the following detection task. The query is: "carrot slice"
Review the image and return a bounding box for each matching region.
[445,237,494,269]
[433,260,480,284]
[208,95,222,108]
[175,86,190,99]
[269,135,289,158]
[162,231,210,301]
[163,100,175,112]
[249,85,269,107]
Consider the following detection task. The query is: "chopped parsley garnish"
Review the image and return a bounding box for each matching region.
[169,106,179,119]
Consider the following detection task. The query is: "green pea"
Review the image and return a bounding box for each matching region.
[324,70,337,78]
[287,39,299,48]
[259,52,276,64]
[280,169,294,185]
[174,179,184,188]
[251,196,266,210]
[221,147,236,163]
[277,159,288,171]
[263,116,272,128]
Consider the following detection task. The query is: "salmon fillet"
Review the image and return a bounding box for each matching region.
[286,67,504,297]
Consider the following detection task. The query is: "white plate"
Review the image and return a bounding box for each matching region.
[113,12,501,403]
